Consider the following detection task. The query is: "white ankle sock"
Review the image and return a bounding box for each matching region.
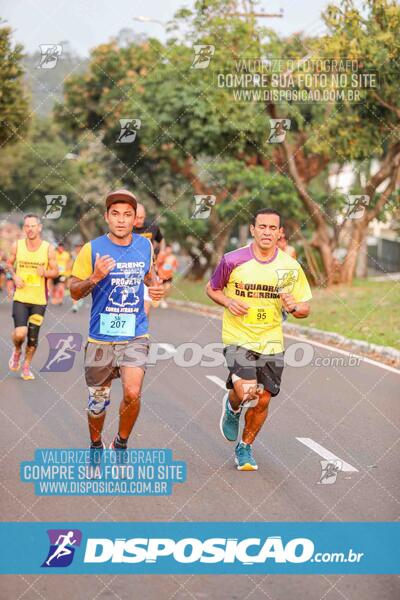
[229,402,241,414]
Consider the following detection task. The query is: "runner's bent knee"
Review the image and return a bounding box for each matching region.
[232,377,258,403]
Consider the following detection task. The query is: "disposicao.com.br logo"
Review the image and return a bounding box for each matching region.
[82,536,363,565]
[0,522,393,574]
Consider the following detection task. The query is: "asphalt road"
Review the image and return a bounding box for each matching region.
[1,296,399,599]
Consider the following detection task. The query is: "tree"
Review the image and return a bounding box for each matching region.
[162,166,303,278]
[0,118,81,234]
[55,16,303,275]
[268,0,400,283]
[55,1,399,283]
[0,21,29,146]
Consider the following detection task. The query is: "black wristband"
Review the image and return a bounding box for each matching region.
[289,306,297,314]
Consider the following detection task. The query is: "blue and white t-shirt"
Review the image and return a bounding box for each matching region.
[72,233,153,342]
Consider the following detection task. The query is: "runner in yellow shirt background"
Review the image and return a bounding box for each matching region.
[7,214,58,380]
[50,241,71,305]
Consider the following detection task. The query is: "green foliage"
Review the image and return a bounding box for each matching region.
[310,0,400,161]
[0,118,80,229]
[0,22,29,146]
[50,0,399,264]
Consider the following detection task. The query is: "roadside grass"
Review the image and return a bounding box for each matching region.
[170,275,215,306]
[169,276,400,349]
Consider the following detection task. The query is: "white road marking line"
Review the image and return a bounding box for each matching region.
[296,437,359,472]
[285,333,400,375]
[207,378,360,472]
[206,375,226,389]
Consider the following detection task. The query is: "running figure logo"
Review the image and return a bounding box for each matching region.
[43,194,67,219]
[241,383,264,408]
[276,269,299,293]
[191,195,216,219]
[345,195,370,220]
[41,529,82,567]
[37,44,63,69]
[318,460,342,485]
[268,119,291,143]
[116,119,141,143]
[41,333,82,372]
[191,45,215,69]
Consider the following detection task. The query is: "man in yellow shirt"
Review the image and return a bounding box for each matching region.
[7,214,58,380]
[206,209,312,471]
[51,242,71,305]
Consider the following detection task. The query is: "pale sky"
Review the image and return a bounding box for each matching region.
[0,0,345,57]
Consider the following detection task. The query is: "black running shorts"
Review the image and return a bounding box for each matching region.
[12,300,46,328]
[223,344,284,397]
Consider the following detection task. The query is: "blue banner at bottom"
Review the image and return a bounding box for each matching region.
[0,522,398,574]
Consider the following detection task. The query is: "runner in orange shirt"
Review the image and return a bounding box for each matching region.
[156,245,178,308]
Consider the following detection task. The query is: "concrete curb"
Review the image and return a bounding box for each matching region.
[168,298,400,368]
[282,323,400,366]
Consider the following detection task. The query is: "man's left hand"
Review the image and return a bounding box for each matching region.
[148,281,164,301]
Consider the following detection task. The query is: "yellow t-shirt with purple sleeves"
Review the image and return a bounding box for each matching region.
[209,245,312,355]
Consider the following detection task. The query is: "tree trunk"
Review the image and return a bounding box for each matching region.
[212,225,232,268]
[185,216,234,280]
[185,255,210,281]
[311,226,336,286]
[356,236,368,279]
[339,220,367,284]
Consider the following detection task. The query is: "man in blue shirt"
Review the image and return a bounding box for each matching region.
[70,189,164,450]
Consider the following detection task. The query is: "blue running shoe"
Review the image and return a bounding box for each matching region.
[219,393,241,442]
[235,442,258,471]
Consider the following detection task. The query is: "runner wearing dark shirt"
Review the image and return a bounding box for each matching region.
[132,203,165,315]
[132,203,164,255]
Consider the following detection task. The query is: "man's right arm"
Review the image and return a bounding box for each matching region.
[205,282,230,308]
[205,256,249,317]
[6,241,17,277]
[6,241,24,288]
[69,275,100,300]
